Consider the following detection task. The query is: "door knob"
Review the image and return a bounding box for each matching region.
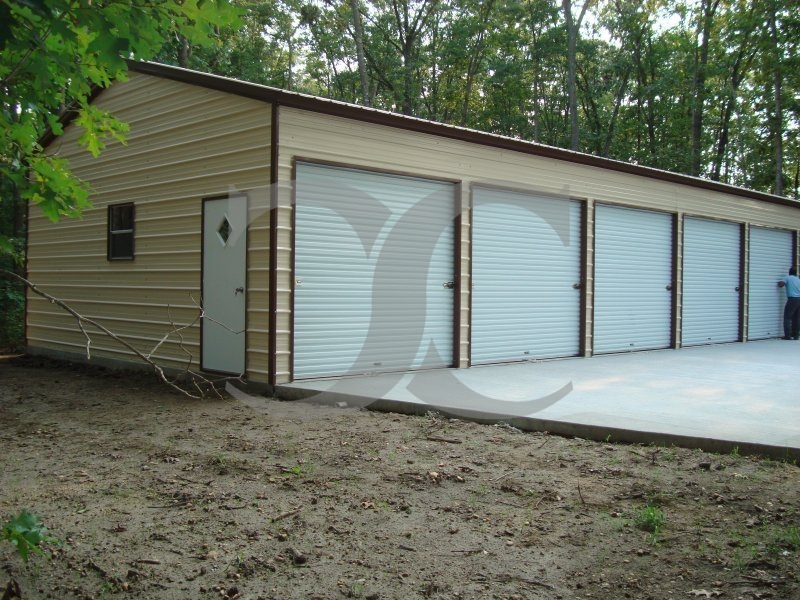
[235,286,244,295]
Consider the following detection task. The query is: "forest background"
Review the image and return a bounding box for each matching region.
[1,0,798,348]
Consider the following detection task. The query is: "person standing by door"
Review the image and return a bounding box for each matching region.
[778,266,800,340]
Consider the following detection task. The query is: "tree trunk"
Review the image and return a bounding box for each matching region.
[690,0,720,177]
[768,8,784,196]
[601,66,630,158]
[563,0,593,151]
[177,35,191,68]
[350,0,371,106]
[563,0,578,150]
[532,44,541,143]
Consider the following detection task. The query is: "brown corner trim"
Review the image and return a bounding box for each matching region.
[453,181,463,368]
[738,223,747,342]
[268,104,280,386]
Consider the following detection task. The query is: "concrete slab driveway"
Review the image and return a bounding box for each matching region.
[278,339,800,458]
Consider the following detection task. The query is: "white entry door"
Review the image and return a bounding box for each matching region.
[472,189,582,364]
[294,163,455,379]
[202,196,247,374]
[748,227,794,340]
[594,205,673,353]
[682,217,741,346]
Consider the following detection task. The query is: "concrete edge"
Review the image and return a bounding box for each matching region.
[18,348,800,462]
[274,384,800,463]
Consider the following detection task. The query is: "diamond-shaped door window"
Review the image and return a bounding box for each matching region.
[217,216,232,246]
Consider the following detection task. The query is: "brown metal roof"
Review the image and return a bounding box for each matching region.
[118,60,794,209]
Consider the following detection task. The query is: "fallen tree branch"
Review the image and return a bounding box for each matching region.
[425,436,463,444]
[1,269,240,399]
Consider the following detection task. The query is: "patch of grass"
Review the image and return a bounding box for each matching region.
[662,446,678,462]
[468,482,490,508]
[730,543,759,571]
[604,511,631,532]
[209,452,228,472]
[775,525,800,551]
[634,504,665,544]
[281,462,316,477]
[349,579,366,598]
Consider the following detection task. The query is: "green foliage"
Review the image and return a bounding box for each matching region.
[0,276,24,350]
[634,504,665,535]
[1,510,59,562]
[155,0,798,199]
[774,525,800,551]
[0,0,243,252]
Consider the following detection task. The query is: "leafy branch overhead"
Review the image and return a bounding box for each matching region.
[0,0,243,242]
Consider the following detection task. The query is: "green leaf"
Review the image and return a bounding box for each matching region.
[1,0,243,225]
[1,510,58,562]
[75,104,129,157]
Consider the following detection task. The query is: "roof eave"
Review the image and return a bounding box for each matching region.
[61,59,790,210]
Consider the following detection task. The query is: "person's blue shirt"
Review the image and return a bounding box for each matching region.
[782,274,800,297]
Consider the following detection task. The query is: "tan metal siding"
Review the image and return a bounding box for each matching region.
[272,178,294,381]
[28,73,272,381]
[245,189,273,381]
[276,107,800,382]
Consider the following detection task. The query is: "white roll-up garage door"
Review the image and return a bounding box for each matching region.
[682,217,741,346]
[748,226,794,340]
[294,163,455,379]
[594,205,673,353]
[471,189,582,364]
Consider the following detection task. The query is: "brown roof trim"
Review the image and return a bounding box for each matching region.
[126,60,794,209]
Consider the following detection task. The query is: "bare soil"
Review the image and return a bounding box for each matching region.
[1,356,799,600]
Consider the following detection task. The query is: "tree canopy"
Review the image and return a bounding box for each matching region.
[158,0,799,200]
[0,0,242,256]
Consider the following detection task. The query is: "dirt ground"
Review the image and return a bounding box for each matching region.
[1,356,799,600]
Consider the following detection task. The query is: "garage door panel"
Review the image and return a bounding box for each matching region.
[682,217,741,346]
[748,227,794,340]
[472,190,582,364]
[594,205,673,353]
[295,163,455,379]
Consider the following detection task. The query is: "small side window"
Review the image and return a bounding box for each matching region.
[108,203,135,260]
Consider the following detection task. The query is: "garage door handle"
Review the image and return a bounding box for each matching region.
[442,281,455,289]
[235,286,244,295]
[666,284,672,291]
[735,286,740,292]
[572,282,581,290]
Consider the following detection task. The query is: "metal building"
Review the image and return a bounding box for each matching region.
[26,61,800,390]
